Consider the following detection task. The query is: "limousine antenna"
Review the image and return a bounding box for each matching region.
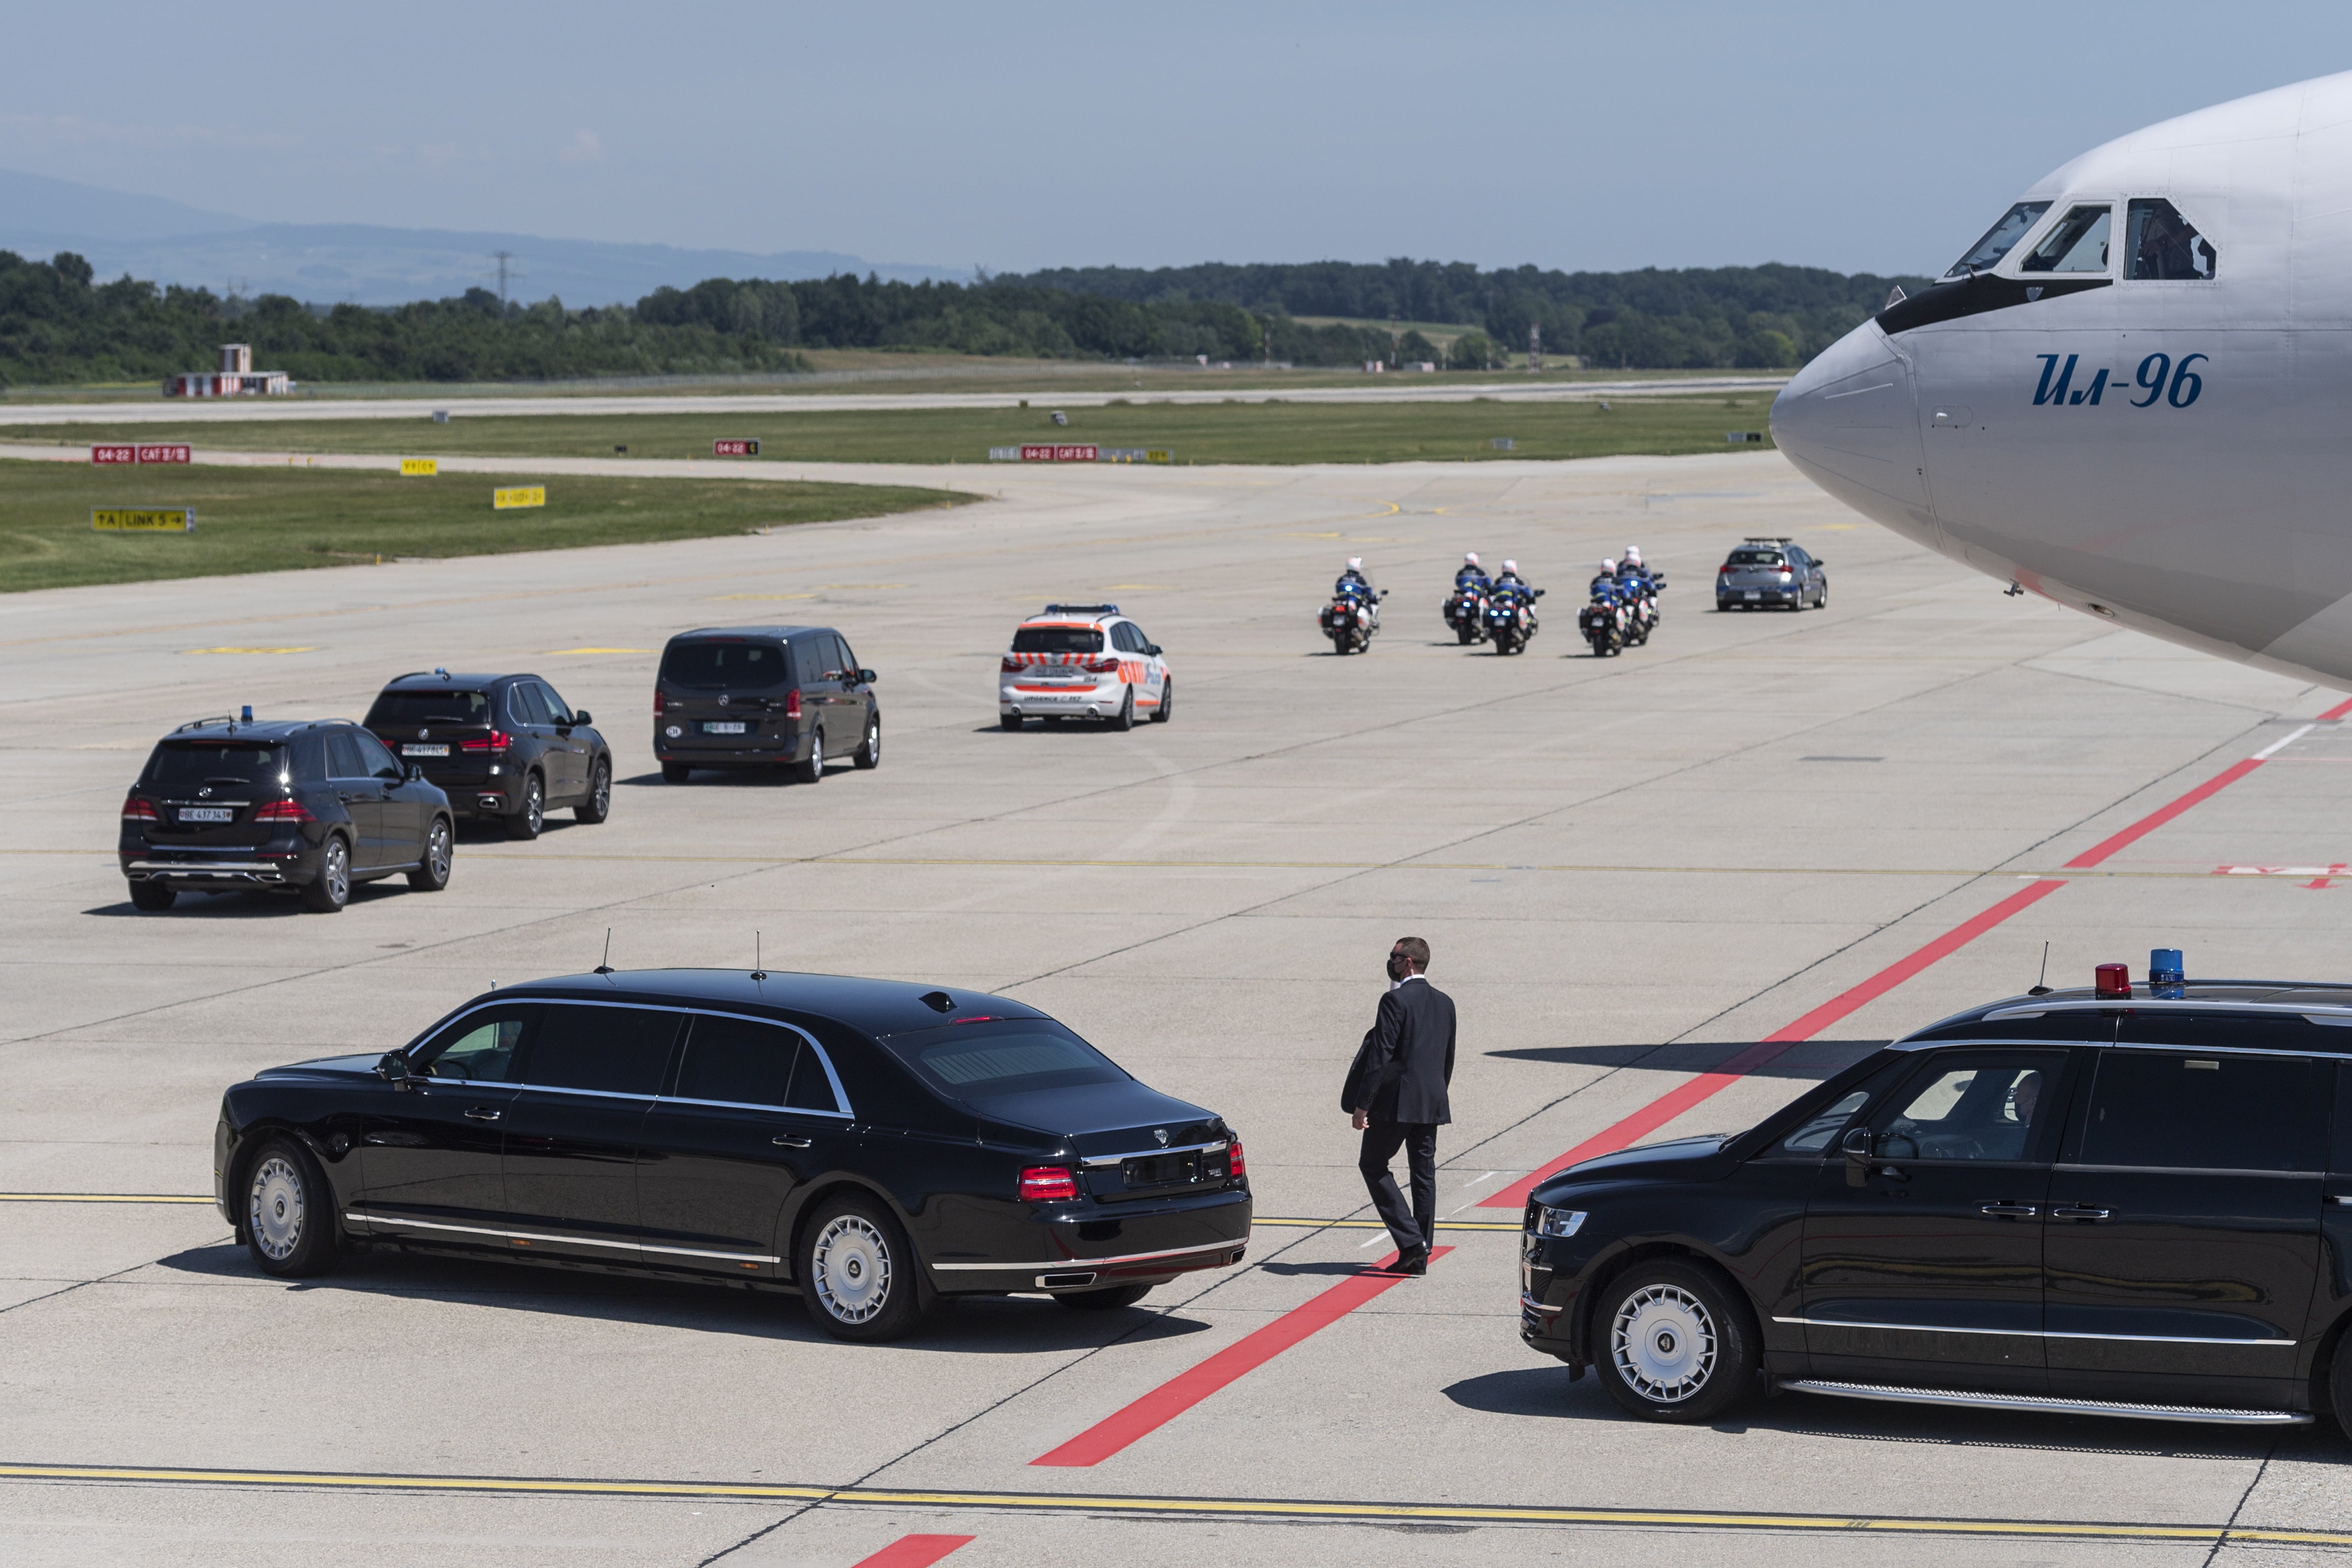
[595,928,614,976]
[751,930,766,982]
[2028,940,2053,997]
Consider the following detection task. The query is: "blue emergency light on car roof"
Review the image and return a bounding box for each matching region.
[2150,947,2186,999]
[1043,603,1117,616]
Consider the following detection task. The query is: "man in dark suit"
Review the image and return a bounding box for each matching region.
[1342,936,1456,1275]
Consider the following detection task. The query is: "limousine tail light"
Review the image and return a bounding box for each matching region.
[121,796,158,821]
[460,730,514,753]
[1227,1138,1246,1178]
[784,687,803,720]
[253,799,316,823]
[1019,1166,1079,1203]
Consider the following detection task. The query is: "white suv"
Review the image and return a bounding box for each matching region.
[998,604,1172,731]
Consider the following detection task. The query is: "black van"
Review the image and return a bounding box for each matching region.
[655,626,879,783]
[1518,975,2352,1434]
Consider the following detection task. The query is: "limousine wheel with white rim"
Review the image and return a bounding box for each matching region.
[1596,1260,1756,1423]
[804,1197,919,1341]
[242,1138,339,1279]
[300,836,350,913]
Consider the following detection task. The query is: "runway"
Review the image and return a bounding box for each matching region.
[0,373,1788,428]
[4,448,2349,1564]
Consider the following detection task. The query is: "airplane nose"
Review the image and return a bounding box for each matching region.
[1770,322,1933,537]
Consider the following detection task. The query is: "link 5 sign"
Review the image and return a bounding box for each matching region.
[93,508,194,532]
[92,445,191,464]
[493,486,546,510]
[713,438,761,457]
[401,458,438,476]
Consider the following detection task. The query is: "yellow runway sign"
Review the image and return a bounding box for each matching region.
[92,508,193,532]
[493,485,546,510]
[400,458,438,476]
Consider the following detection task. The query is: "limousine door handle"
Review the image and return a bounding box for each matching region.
[462,1107,503,1122]
[2049,1204,2113,1221]
[771,1135,812,1149]
[1977,1202,2040,1218]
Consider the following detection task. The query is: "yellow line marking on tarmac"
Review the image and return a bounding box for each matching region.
[0,1194,212,1204]
[182,647,316,655]
[0,1463,2338,1545]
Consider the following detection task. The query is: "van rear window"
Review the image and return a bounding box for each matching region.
[1012,627,1103,655]
[367,690,489,725]
[661,640,788,689]
[144,743,289,793]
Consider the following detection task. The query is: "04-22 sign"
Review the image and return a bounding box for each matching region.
[2033,352,2206,409]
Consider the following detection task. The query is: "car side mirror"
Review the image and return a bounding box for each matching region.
[1142,646,1159,657]
[1841,1125,1872,1187]
[572,709,592,725]
[858,669,877,684]
[406,763,425,781]
[376,1051,414,1089]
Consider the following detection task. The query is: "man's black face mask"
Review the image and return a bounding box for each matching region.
[1387,953,1406,981]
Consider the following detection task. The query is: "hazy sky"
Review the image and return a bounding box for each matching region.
[11,2,2352,276]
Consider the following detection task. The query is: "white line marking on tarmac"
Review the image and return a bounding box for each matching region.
[2254,723,2315,760]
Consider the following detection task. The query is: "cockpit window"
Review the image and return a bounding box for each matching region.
[2125,199,2217,280]
[2021,203,2113,274]
[1943,201,2051,278]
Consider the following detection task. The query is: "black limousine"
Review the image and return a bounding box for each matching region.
[217,970,1250,1340]
[1521,974,2352,1433]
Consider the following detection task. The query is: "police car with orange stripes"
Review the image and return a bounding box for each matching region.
[998,604,1171,731]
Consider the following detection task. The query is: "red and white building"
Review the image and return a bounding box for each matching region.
[166,344,290,398]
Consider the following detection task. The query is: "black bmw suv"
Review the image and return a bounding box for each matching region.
[121,717,454,913]
[654,626,880,783]
[364,671,612,840]
[1520,968,2352,1435]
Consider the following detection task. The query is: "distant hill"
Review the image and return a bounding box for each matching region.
[0,167,964,306]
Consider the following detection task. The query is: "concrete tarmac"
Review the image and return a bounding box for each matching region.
[3,449,2349,1564]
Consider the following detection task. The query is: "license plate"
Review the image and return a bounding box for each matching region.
[702,721,747,734]
[401,743,449,757]
[1745,590,1761,600]
[1120,1153,1202,1187]
[178,807,233,823]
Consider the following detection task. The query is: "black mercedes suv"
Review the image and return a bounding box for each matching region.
[364,671,611,839]
[212,969,1250,1341]
[1520,965,2352,1435]
[121,717,455,914]
[655,626,879,783]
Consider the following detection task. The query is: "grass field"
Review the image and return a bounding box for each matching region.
[0,461,971,594]
[3,393,1778,469]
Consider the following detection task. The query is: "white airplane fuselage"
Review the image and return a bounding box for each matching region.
[1771,71,2352,691]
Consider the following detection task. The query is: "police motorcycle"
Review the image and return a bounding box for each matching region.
[1484,571,1543,655]
[1443,553,1492,645]
[1579,575,1632,657]
[1322,574,1387,655]
[1617,548,1665,646]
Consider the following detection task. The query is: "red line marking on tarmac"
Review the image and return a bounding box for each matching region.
[851,1535,975,1567]
[1030,1249,1454,1467]
[1481,878,2070,1210]
[2062,757,2266,869]
[2320,696,2352,722]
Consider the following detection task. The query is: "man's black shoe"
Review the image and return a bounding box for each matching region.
[1391,1248,1429,1276]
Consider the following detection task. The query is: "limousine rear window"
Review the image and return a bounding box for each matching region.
[883,1018,1126,1099]
[660,640,787,690]
[144,742,289,793]
[673,1012,841,1112]
[531,1004,682,1096]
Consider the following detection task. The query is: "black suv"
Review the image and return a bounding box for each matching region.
[364,671,612,840]
[655,626,880,783]
[1520,971,2352,1434]
[121,718,455,914]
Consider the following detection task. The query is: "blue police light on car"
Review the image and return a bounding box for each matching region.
[2150,947,2186,999]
